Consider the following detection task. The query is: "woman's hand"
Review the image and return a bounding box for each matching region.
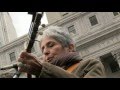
[18,52,42,76]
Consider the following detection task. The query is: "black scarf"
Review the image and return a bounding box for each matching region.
[49,52,82,70]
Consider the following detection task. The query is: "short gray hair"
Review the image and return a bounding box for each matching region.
[39,26,76,50]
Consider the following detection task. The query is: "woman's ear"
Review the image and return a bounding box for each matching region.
[68,44,75,52]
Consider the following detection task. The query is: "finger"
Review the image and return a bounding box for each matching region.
[27,60,42,69]
[19,51,27,58]
[19,64,31,73]
[19,64,38,75]
[19,62,42,76]
[20,52,35,59]
[19,51,40,63]
[18,59,41,70]
[18,57,28,64]
[18,56,42,70]
[18,57,23,62]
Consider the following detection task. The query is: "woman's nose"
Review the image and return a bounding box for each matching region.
[43,48,50,56]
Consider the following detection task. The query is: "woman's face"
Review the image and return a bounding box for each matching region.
[40,37,70,62]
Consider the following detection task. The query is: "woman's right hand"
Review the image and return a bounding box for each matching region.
[18,52,42,76]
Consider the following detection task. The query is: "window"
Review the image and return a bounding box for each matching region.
[89,15,98,26]
[113,12,120,16]
[109,60,120,72]
[9,52,16,61]
[68,25,76,35]
[100,53,120,73]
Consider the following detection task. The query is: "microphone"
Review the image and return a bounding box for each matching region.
[0,62,23,70]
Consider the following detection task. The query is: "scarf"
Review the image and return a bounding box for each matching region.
[49,52,82,70]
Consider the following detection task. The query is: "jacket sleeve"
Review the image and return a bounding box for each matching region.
[39,62,79,78]
[39,59,106,78]
[77,59,106,78]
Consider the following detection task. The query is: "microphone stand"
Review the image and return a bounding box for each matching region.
[12,65,21,78]
[0,62,24,78]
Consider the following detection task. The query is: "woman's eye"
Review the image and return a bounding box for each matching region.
[48,43,54,47]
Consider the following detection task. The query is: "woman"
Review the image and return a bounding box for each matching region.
[18,26,106,78]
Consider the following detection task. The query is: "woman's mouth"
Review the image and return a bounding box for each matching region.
[46,57,54,62]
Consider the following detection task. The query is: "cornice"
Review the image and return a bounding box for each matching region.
[0,34,29,52]
[76,21,120,49]
[38,12,88,32]
[53,12,87,26]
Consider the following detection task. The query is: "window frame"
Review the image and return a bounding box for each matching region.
[9,51,16,62]
[89,15,99,26]
[67,24,77,36]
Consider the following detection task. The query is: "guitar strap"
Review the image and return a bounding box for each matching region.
[66,63,79,73]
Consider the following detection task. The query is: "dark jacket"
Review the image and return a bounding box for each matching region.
[39,59,106,78]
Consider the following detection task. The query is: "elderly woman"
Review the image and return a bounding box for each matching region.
[18,26,106,78]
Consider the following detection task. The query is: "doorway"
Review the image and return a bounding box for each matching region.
[100,53,120,77]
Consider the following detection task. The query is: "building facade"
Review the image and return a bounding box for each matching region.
[1,12,120,78]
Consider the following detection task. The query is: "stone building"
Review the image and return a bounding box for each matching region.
[1,12,120,78]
